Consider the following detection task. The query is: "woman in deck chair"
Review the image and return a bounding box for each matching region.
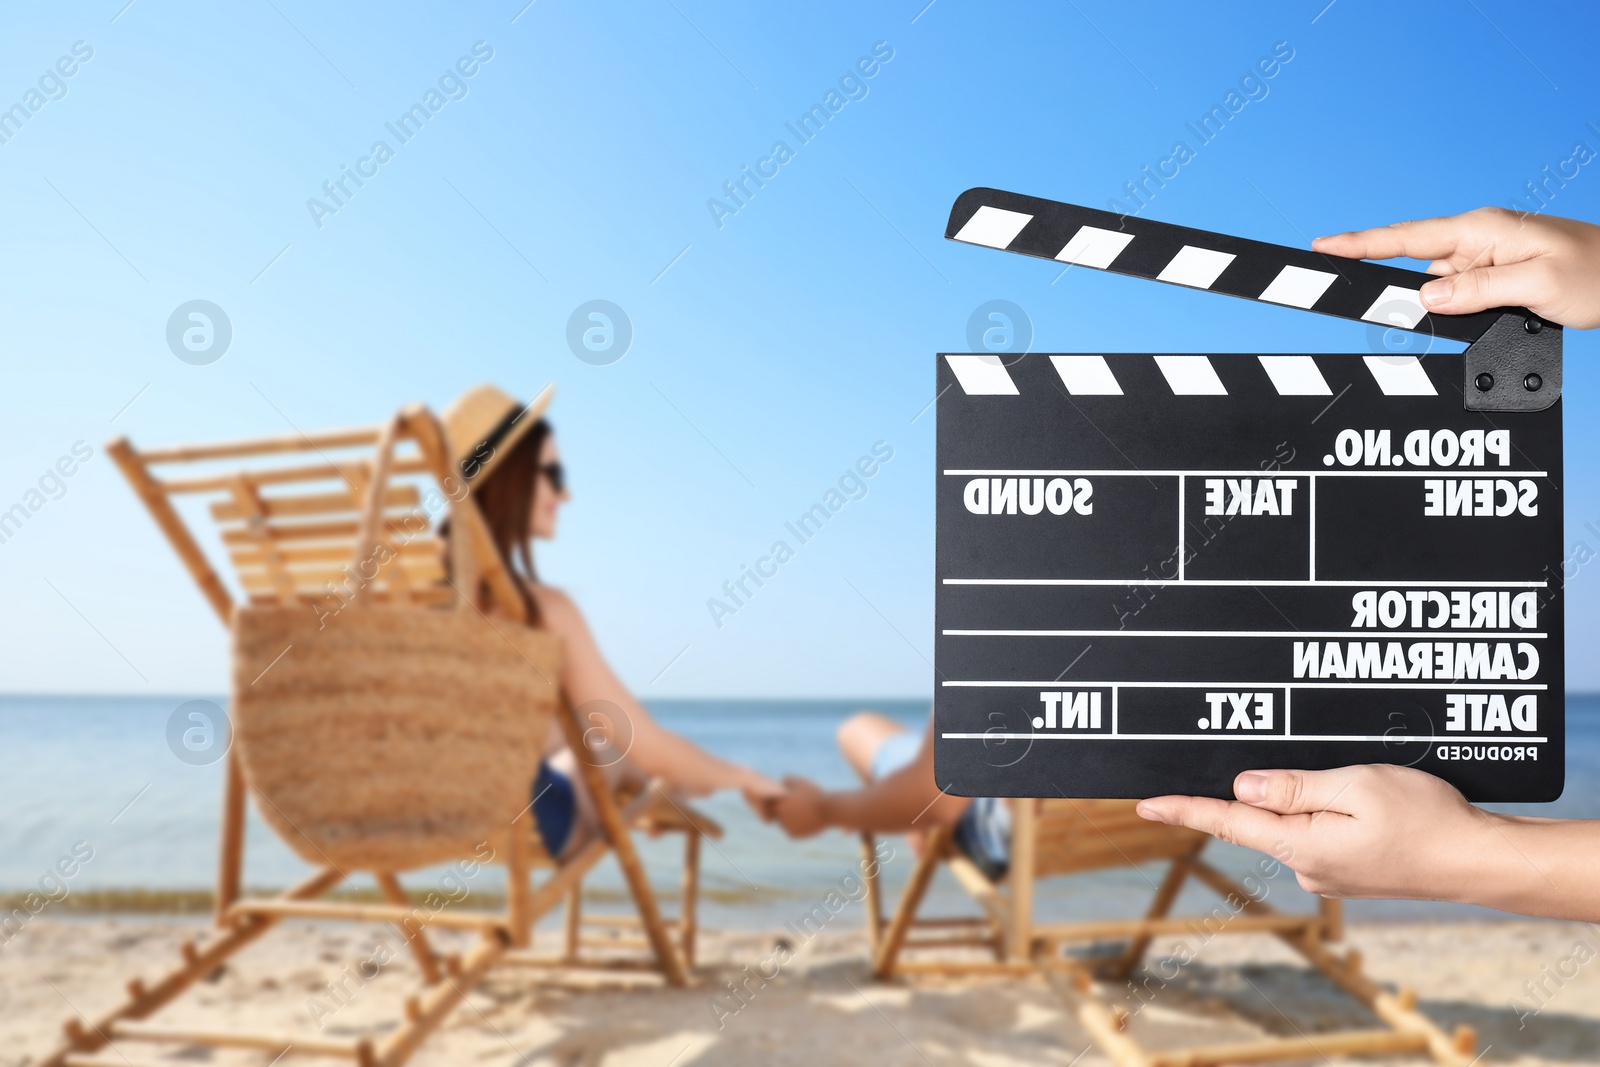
[441,384,783,859]
[769,712,1012,881]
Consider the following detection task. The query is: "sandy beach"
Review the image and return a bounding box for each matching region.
[5,917,1598,1066]
[8,2,1600,1064]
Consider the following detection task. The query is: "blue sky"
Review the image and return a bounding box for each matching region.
[2,0,1598,697]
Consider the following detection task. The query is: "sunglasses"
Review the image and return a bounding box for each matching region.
[538,462,566,494]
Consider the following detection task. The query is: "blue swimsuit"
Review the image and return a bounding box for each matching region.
[530,759,577,856]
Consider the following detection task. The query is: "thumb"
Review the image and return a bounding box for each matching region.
[1420,260,1551,316]
[1233,767,1360,816]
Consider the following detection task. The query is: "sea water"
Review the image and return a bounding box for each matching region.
[2,695,1596,928]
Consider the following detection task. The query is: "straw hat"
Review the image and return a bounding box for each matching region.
[441,383,555,486]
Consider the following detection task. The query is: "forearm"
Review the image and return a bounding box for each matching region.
[819,775,969,834]
[821,788,915,834]
[624,718,753,795]
[548,599,755,795]
[1460,815,1600,922]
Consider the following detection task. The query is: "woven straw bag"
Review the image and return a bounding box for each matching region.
[229,411,560,873]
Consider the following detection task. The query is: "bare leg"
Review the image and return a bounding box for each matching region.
[836,713,958,855]
[838,711,911,783]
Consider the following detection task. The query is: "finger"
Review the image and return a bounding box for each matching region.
[1136,795,1296,853]
[1419,259,1553,316]
[1231,767,1364,816]
[1318,213,1520,263]
[1312,215,1478,263]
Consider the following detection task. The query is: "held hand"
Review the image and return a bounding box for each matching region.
[1313,207,1600,329]
[771,775,830,839]
[1137,764,1504,901]
[739,770,786,822]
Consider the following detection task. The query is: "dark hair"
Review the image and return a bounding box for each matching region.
[448,418,551,627]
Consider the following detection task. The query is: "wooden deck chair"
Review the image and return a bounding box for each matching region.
[44,406,716,1067]
[860,798,1480,1067]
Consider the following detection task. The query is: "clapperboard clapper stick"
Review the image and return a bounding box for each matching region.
[934,188,1564,802]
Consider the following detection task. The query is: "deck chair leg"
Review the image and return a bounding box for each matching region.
[375,873,441,984]
[681,830,700,970]
[1280,930,1475,1067]
[42,867,344,1067]
[859,832,885,952]
[1040,923,1425,1067]
[214,753,247,927]
[505,808,535,949]
[556,703,688,987]
[1103,852,1197,983]
[1185,859,1475,1067]
[1006,800,1038,962]
[507,835,612,942]
[1035,951,1150,1067]
[1319,895,1344,942]
[565,773,686,986]
[602,795,688,986]
[872,824,952,980]
[373,931,507,1067]
[564,885,583,963]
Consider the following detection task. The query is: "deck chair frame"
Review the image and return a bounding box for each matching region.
[860,799,1479,1067]
[43,406,714,1067]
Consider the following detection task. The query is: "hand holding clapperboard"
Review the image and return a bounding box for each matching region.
[935,192,1600,920]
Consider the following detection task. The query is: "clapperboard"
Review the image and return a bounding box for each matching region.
[935,188,1564,802]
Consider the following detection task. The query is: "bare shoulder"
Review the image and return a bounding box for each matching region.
[527,584,608,674]
[528,583,584,630]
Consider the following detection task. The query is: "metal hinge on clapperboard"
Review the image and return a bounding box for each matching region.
[945,188,1561,412]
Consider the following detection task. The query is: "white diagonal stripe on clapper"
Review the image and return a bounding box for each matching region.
[1049,355,1123,395]
[1154,355,1227,395]
[945,354,1020,395]
[1156,245,1235,289]
[1259,265,1338,309]
[1363,355,1436,395]
[951,206,1033,249]
[1257,356,1331,395]
[1361,285,1427,329]
[1055,226,1135,269]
